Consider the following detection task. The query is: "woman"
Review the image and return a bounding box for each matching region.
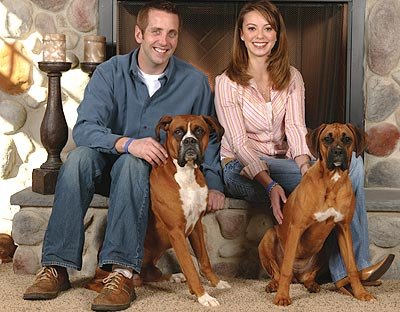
[214,0,393,294]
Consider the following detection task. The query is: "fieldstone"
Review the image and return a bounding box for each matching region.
[13,245,42,275]
[0,136,17,179]
[0,99,27,134]
[395,108,400,127]
[219,242,246,258]
[215,210,247,240]
[0,40,33,95]
[0,0,33,38]
[34,12,57,36]
[366,76,400,122]
[367,159,400,188]
[212,261,239,278]
[23,85,48,109]
[366,123,400,156]
[236,247,260,279]
[367,0,400,76]
[245,213,274,242]
[67,0,97,32]
[68,209,107,282]
[31,0,66,12]
[12,208,51,245]
[10,131,34,163]
[368,214,400,248]
[64,29,80,50]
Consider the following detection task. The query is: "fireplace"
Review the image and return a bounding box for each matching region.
[99,0,366,129]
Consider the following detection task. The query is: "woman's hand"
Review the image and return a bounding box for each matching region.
[269,184,287,224]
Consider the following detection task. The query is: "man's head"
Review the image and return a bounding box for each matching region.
[135,1,181,74]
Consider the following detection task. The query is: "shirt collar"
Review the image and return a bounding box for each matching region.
[130,48,174,83]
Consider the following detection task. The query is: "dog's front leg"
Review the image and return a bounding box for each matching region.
[274,225,303,306]
[189,220,231,289]
[168,229,220,307]
[336,223,375,301]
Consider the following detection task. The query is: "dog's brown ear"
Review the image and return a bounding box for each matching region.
[306,124,327,159]
[346,123,368,157]
[155,115,173,141]
[202,115,225,142]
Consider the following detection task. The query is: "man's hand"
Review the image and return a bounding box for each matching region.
[269,184,286,225]
[128,137,168,167]
[207,189,225,212]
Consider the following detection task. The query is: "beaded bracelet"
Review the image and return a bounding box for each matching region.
[123,137,135,154]
[266,180,279,198]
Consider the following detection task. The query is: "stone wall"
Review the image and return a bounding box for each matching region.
[0,0,97,233]
[364,0,400,187]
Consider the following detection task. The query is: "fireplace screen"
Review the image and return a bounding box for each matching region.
[115,1,348,129]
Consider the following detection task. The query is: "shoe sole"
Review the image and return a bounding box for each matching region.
[91,293,137,311]
[23,283,71,301]
[364,254,395,283]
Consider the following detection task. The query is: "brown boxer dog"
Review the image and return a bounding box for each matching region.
[258,123,374,306]
[140,114,230,306]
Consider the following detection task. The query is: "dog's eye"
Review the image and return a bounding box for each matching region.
[342,136,352,144]
[323,135,333,144]
[194,127,205,137]
[174,129,184,137]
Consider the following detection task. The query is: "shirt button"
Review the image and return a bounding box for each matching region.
[143,126,147,129]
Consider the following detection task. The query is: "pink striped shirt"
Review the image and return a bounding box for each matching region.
[214,66,312,179]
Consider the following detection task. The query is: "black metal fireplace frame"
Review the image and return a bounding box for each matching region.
[98,0,366,128]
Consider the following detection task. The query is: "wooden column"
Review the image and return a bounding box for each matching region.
[32,62,71,195]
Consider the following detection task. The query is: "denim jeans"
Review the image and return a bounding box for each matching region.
[223,154,371,282]
[41,146,151,273]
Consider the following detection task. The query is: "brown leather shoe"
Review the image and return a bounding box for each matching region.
[335,254,395,289]
[23,266,71,300]
[91,271,136,311]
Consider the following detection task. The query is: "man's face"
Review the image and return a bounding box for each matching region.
[135,9,179,74]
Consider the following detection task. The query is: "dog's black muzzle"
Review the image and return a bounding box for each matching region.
[177,137,203,167]
[327,146,349,171]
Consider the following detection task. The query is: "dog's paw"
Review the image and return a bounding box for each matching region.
[198,293,220,307]
[215,280,231,289]
[356,291,376,301]
[169,273,186,283]
[273,294,292,306]
[305,281,320,293]
[265,280,279,293]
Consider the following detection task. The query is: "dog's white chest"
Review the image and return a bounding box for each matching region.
[174,160,208,233]
[314,207,344,223]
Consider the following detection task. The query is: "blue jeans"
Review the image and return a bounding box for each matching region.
[41,146,151,273]
[223,154,371,282]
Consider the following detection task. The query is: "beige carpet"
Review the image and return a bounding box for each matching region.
[1,262,399,312]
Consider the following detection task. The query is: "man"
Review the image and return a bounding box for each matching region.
[23,1,225,311]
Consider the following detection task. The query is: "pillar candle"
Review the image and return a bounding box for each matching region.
[83,35,106,63]
[42,33,66,62]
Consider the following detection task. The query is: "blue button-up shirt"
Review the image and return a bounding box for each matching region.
[73,49,223,191]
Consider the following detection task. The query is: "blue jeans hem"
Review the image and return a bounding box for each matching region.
[331,259,371,282]
[99,260,142,273]
[41,260,80,271]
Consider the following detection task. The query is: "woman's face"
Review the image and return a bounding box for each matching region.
[240,10,277,59]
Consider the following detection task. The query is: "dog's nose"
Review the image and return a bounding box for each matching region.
[183,136,197,146]
[332,146,344,156]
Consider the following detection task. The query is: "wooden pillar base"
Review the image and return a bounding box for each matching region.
[32,168,59,195]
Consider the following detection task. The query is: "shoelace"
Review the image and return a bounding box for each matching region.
[102,272,123,290]
[36,267,58,281]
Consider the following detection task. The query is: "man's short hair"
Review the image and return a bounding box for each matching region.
[136,1,181,31]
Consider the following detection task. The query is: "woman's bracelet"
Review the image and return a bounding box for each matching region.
[266,180,279,198]
[123,137,135,154]
[300,162,310,172]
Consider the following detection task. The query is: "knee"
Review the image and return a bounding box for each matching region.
[63,146,99,170]
[111,155,150,179]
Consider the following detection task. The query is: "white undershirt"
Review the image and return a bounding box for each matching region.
[138,69,164,97]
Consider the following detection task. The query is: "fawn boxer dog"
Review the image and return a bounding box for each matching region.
[87,115,230,306]
[258,123,374,306]
[139,114,230,306]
